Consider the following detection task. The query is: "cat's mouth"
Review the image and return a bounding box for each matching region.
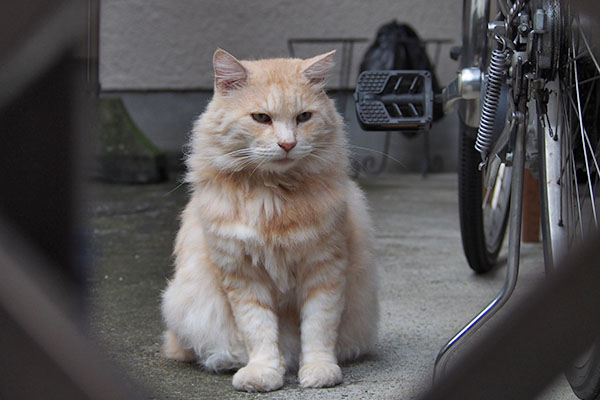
[267,155,298,171]
[274,157,294,164]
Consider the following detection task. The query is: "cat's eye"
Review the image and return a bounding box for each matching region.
[251,113,272,124]
[296,112,312,124]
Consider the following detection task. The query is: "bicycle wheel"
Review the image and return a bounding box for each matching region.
[537,9,600,400]
[458,122,512,273]
[457,0,512,273]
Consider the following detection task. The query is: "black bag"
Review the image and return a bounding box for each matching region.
[360,21,443,122]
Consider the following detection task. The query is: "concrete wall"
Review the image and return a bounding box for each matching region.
[100,0,462,89]
[99,0,462,173]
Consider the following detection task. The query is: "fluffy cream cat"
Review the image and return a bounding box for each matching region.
[161,49,378,392]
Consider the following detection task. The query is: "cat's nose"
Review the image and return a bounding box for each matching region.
[278,141,296,152]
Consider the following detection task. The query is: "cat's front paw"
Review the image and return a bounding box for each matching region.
[232,362,285,392]
[298,362,342,388]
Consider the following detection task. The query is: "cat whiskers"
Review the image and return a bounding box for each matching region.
[214,148,258,172]
[192,148,252,161]
[348,145,407,170]
[292,145,312,159]
[164,180,186,196]
[166,150,254,195]
[308,144,341,164]
[306,150,335,167]
[219,148,254,160]
[248,157,270,179]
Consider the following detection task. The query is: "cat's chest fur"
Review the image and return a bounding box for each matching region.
[194,176,347,291]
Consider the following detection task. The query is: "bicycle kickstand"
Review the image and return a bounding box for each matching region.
[432,100,528,381]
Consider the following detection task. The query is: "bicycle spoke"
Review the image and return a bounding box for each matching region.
[569,142,585,240]
[569,75,600,88]
[580,82,600,178]
[557,81,573,186]
[577,21,600,75]
[581,80,595,118]
[582,128,600,176]
[572,36,598,227]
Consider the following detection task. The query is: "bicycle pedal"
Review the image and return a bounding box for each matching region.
[354,70,434,132]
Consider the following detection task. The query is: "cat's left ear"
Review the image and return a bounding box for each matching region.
[213,49,248,94]
[302,50,336,85]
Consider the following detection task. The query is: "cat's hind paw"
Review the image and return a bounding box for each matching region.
[298,362,342,388]
[162,331,197,362]
[232,362,285,392]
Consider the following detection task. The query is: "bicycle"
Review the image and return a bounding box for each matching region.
[354,0,600,398]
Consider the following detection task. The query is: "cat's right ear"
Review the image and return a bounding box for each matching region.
[213,49,247,94]
[302,50,336,86]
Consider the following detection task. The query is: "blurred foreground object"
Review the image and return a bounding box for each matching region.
[0,1,143,398]
[420,231,600,399]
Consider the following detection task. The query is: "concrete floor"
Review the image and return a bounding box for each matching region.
[87,173,577,399]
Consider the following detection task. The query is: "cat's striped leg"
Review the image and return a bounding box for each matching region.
[297,255,346,388]
[221,268,286,392]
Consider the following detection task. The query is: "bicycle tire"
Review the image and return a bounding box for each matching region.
[566,346,600,400]
[456,0,513,273]
[458,121,510,273]
[537,6,600,399]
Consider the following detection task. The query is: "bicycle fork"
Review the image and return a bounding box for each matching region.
[433,97,529,380]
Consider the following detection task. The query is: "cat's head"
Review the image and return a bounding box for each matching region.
[189,49,348,180]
